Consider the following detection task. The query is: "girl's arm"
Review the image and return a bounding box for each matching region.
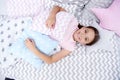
[25,38,71,64]
[46,5,66,28]
[49,5,66,16]
[31,48,70,64]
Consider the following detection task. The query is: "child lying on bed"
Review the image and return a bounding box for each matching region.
[24,6,100,64]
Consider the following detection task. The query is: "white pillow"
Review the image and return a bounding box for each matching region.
[86,21,115,53]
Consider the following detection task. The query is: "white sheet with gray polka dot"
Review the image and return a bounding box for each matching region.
[0,16,32,68]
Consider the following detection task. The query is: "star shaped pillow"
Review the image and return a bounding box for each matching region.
[91,0,120,36]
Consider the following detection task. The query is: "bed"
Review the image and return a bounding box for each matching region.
[0,0,120,80]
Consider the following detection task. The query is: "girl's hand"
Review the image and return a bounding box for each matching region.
[25,38,36,51]
[46,16,56,29]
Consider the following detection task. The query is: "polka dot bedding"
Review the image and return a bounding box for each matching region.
[0,17,32,68]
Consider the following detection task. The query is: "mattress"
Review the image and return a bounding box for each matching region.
[0,0,120,80]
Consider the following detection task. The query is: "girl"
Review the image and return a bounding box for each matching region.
[25,6,99,64]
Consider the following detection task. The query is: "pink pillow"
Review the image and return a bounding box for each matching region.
[6,0,44,18]
[91,0,120,36]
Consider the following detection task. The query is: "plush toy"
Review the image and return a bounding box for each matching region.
[10,28,58,68]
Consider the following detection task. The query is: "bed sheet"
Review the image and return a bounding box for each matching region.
[1,35,120,80]
[0,0,120,80]
[0,0,7,15]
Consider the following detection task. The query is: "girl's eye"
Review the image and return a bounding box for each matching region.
[85,29,88,33]
[85,37,88,41]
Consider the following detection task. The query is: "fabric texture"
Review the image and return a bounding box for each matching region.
[6,0,45,18]
[86,21,115,53]
[6,0,78,18]
[0,17,32,68]
[1,35,120,80]
[0,0,120,80]
[91,0,120,36]
[85,0,113,8]
[10,28,58,69]
[32,11,78,51]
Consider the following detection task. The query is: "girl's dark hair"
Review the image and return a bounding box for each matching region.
[78,24,84,29]
[78,24,100,46]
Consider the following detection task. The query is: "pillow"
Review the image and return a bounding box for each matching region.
[91,0,120,36]
[78,9,99,26]
[86,21,115,53]
[6,0,45,18]
[52,0,90,14]
[44,0,79,14]
[9,28,59,69]
[6,0,78,18]
[85,0,113,8]
[0,17,32,68]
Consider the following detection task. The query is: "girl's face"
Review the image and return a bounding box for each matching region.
[73,27,95,45]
